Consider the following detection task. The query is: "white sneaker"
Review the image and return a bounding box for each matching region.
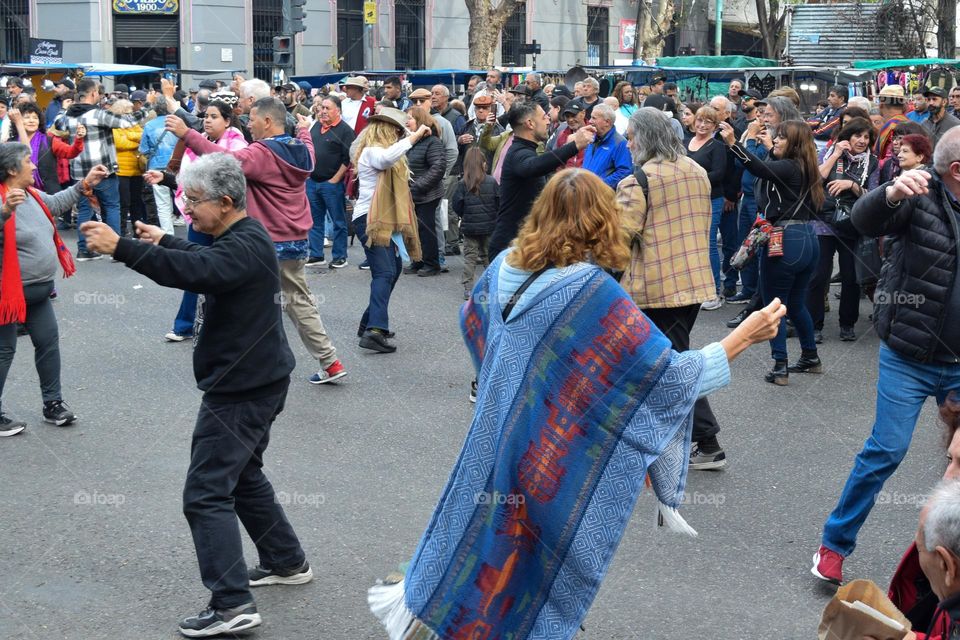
[164,332,188,342]
[700,297,724,311]
[323,238,332,247]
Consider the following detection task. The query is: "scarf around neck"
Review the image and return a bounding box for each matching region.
[0,183,76,324]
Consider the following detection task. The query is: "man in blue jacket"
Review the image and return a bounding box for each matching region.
[582,103,631,189]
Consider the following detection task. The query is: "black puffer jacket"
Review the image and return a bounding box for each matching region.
[451,175,499,236]
[852,174,960,363]
[407,135,446,204]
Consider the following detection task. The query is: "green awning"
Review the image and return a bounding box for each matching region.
[655,55,777,69]
[852,58,960,70]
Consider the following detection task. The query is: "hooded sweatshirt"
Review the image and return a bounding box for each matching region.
[182,126,314,242]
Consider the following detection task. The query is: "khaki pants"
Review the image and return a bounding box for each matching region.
[461,234,489,292]
[279,259,338,368]
[443,175,460,249]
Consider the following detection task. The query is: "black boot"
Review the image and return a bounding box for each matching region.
[765,360,789,385]
[788,350,823,374]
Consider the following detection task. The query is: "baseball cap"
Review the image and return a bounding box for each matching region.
[198,79,218,90]
[113,83,129,95]
[739,88,763,101]
[56,78,75,91]
[131,90,147,102]
[923,86,947,99]
[297,81,312,92]
[562,101,584,118]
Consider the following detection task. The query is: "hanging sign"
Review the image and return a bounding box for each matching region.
[619,19,637,53]
[29,38,63,64]
[364,1,377,24]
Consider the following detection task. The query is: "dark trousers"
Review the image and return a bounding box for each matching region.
[354,215,402,332]
[172,225,215,336]
[807,234,860,331]
[140,181,161,227]
[720,208,740,292]
[0,281,61,408]
[118,175,146,235]
[641,304,720,443]
[183,384,305,609]
[760,223,819,361]
[413,198,441,269]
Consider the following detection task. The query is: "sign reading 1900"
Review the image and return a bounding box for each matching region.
[112,0,179,14]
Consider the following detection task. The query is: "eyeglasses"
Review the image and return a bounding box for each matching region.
[183,195,218,209]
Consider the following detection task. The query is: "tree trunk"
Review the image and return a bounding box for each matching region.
[938,0,957,58]
[756,0,784,60]
[635,0,676,60]
[465,0,519,69]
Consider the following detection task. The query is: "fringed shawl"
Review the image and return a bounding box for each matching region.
[371,257,705,640]
[366,163,421,262]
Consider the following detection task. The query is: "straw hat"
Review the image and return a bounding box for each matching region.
[369,106,409,131]
[343,76,369,90]
[878,84,906,103]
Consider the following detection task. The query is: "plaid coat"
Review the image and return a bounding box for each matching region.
[616,156,716,309]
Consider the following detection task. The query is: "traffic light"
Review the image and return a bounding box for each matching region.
[284,0,307,33]
[273,35,293,68]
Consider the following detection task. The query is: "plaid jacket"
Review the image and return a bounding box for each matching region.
[616,156,716,309]
[55,105,137,180]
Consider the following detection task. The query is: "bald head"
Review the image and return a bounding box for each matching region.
[709,95,732,119]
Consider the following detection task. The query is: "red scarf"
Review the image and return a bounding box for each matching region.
[0,184,76,324]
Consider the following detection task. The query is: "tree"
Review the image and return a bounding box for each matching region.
[937,0,956,58]
[755,0,787,60]
[631,0,679,61]
[465,0,519,69]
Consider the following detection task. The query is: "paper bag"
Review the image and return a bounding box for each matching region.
[818,579,912,640]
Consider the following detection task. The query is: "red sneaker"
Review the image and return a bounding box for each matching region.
[811,545,844,585]
[310,360,347,385]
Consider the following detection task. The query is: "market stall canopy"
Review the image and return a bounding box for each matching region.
[852,58,960,70]
[76,63,164,76]
[0,62,82,75]
[655,55,777,69]
[293,68,488,89]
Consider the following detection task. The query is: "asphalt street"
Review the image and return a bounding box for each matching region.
[0,227,946,639]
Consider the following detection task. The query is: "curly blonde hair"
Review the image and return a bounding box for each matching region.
[507,169,629,272]
[352,119,409,180]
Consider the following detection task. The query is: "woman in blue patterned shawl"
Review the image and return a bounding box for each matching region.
[370,169,785,640]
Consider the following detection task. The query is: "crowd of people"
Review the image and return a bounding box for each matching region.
[1,66,960,639]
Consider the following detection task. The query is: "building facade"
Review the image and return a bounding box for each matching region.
[9,0,762,89]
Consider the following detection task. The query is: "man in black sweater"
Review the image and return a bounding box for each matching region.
[307,94,355,268]
[487,102,595,258]
[81,154,311,639]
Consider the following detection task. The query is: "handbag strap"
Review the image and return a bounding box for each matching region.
[501,265,551,322]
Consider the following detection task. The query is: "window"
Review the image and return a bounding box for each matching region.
[337,0,365,72]
[587,7,609,67]
[0,0,28,65]
[252,0,283,82]
[395,0,425,70]
[501,2,526,67]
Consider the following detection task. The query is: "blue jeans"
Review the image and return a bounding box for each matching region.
[306,179,347,261]
[737,193,760,297]
[172,224,215,336]
[708,197,723,294]
[823,343,960,556]
[76,174,121,253]
[354,215,401,332]
[720,205,739,292]
[759,223,819,361]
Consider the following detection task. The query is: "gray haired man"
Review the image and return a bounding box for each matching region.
[81,154,312,638]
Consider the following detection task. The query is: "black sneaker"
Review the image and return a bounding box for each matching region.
[726,291,752,304]
[839,326,856,342]
[306,256,327,268]
[469,379,477,404]
[248,560,313,587]
[0,414,26,437]
[726,307,750,328]
[329,258,348,269]
[179,602,261,637]
[42,400,76,426]
[358,261,370,270]
[689,444,726,470]
[76,249,103,262]
[359,329,397,353]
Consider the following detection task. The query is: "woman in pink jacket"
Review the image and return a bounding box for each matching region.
[145,94,248,342]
